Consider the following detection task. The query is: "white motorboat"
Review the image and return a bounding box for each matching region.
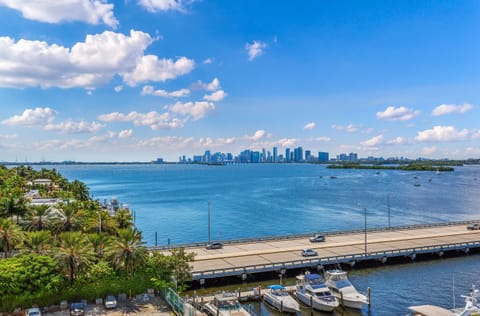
[263,285,301,313]
[295,274,339,312]
[325,270,368,310]
[452,285,480,316]
[203,292,251,316]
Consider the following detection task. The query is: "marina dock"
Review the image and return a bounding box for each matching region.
[155,220,480,282]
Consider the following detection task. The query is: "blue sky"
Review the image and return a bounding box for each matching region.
[0,0,479,162]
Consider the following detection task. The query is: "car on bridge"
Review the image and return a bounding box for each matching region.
[206,242,223,250]
[309,234,326,242]
[301,248,318,257]
[467,223,480,230]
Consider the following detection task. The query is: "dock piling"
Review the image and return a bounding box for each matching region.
[368,287,371,311]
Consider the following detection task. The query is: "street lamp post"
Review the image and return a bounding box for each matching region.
[96,211,102,234]
[387,193,391,229]
[364,207,367,256]
[208,201,211,244]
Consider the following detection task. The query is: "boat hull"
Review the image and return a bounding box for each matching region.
[264,293,300,313]
[335,294,366,310]
[295,291,338,312]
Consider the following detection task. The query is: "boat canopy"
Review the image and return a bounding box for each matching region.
[269,285,284,290]
[306,274,322,281]
[408,305,454,316]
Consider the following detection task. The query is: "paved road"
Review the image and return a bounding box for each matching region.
[161,224,480,275]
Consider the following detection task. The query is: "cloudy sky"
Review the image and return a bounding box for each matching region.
[0,0,479,162]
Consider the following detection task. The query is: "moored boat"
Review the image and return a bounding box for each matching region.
[203,292,251,316]
[263,285,300,313]
[295,274,339,312]
[325,270,368,310]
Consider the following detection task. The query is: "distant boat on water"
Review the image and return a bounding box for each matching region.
[436,168,441,175]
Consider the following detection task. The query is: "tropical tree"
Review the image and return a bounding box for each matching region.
[69,180,90,201]
[25,205,50,231]
[0,218,24,258]
[55,232,94,283]
[114,208,134,229]
[22,231,53,255]
[170,247,195,292]
[52,202,82,233]
[87,233,112,260]
[109,228,147,275]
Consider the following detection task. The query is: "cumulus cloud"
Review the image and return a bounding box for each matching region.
[386,137,408,145]
[0,0,118,28]
[361,135,384,147]
[138,0,192,13]
[168,101,215,120]
[332,124,358,133]
[415,126,470,142]
[249,130,267,141]
[304,122,316,130]
[245,40,267,61]
[202,58,213,64]
[0,30,194,89]
[192,77,221,91]
[431,103,473,116]
[118,129,133,138]
[376,106,420,121]
[2,107,56,126]
[98,111,185,130]
[203,90,227,102]
[122,55,195,86]
[276,138,297,147]
[0,134,17,140]
[141,85,190,97]
[44,120,104,134]
[114,85,123,92]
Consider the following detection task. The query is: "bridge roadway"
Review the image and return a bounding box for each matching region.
[160,222,480,280]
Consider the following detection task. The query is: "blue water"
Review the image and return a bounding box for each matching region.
[32,163,480,315]
[47,163,480,246]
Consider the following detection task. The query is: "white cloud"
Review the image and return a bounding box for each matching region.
[192,77,221,91]
[0,133,17,140]
[202,58,213,64]
[203,90,227,102]
[361,135,384,147]
[44,120,104,134]
[141,85,190,97]
[122,55,195,86]
[138,0,191,13]
[0,0,118,28]
[250,130,267,141]
[415,126,470,142]
[431,103,473,116]
[168,101,215,120]
[118,129,133,138]
[114,85,123,92]
[245,40,267,61]
[422,146,437,156]
[471,130,480,140]
[276,138,297,147]
[2,107,56,126]
[98,111,185,130]
[312,136,331,142]
[376,106,420,121]
[304,122,316,130]
[386,137,408,145]
[332,124,358,133]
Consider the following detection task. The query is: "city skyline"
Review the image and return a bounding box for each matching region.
[0,1,479,161]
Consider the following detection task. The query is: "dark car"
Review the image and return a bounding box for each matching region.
[70,302,84,316]
[206,242,223,250]
[309,234,326,243]
[467,223,480,230]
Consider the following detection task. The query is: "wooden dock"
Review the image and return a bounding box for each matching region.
[157,221,480,281]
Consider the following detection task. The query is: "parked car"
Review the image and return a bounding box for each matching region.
[309,234,326,243]
[25,308,41,316]
[104,295,117,309]
[206,242,223,250]
[301,248,318,257]
[70,302,85,316]
[467,223,480,230]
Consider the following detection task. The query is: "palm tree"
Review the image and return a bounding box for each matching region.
[52,202,82,233]
[26,205,50,231]
[22,231,52,255]
[87,233,112,260]
[69,180,90,201]
[109,228,147,275]
[55,232,94,283]
[0,218,24,258]
[114,209,133,229]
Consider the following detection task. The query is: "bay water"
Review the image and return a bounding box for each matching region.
[42,163,480,315]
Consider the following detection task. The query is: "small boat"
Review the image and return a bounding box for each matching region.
[295,274,339,312]
[408,305,454,316]
[330,176,337,179]
[414,183,421,187]
[203,292,251,316]
[452,285,480,316]
[263,285,300,313]
[436,169,441,175]
[325,270,368,310]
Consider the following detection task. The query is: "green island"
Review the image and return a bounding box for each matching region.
[0,165,194,312]
[326,163,454,171]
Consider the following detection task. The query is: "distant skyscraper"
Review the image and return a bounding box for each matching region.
[305,150,311,161]
[204,150,211,162]
[294,146,303,162]
[273,147,278,162]
[349,152,358,161]
[286,148,290,162]
[318,152,329,162]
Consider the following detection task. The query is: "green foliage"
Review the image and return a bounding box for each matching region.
[109,228,147,275]
[169,247,195,292]
[327,163,454,171]
[146,253,175,290]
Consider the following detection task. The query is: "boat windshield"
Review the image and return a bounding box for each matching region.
[314,291,332,297]
[217,300,242,310]
[273,289,289,296]
[335,279,352,288]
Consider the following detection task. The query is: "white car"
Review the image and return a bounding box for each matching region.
[104,295,117,309]
[301,248,318,257]
[25,308,41,316]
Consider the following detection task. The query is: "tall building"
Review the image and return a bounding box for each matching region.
[318,152,329,162]
[305,150,311,161]
[273,147,278,162]
[204,150,211,163]
[285,148,290,162]
[349,152,358,161]
[293,146,303,162]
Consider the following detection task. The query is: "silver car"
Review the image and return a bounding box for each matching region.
[301,248,318,257]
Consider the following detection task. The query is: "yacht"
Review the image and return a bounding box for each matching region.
[325,270,368,310]
[203,292,251,316]
[263,285,300,313]
[295,274,339,312]
[452,285,480,316]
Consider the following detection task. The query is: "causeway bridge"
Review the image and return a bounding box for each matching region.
[155,220,480,282]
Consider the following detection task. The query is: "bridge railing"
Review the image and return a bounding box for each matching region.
[191,239,480,280]
[149,219,480,250]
